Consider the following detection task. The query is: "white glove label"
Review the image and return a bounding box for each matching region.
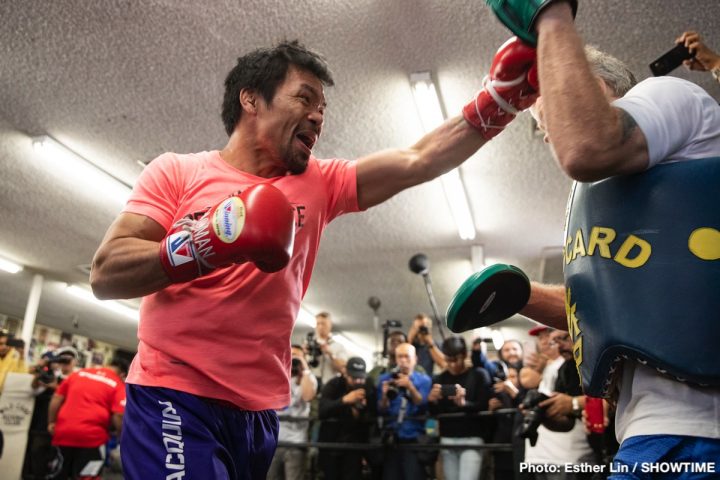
[213,197,245,243]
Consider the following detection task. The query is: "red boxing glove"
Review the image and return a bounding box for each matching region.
[463,37,539,140]
[159,184,295,283]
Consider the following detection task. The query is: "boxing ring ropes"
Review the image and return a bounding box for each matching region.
[275,408,518,453]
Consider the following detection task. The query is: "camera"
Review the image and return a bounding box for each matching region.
[418,325,429,336]
[440,384,457,398]
[291,357,303,376]
[517,389,549,446]
[383,320,402,329]
[386,369,406,401]
[305,331,322,368]
[36,364,57,385]
[350,383,368,410]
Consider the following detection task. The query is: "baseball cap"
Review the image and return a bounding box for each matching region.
[54,346,78,358]
[528,325,553,336]
[346,357,367,378]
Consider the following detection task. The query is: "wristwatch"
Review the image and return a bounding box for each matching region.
[571,396,582,418]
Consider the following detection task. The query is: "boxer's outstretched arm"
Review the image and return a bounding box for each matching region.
[520,282,567,331]
[534,3,648,181]
[356,115,485,209]
[90,212,171,299]
[356,37,538,210]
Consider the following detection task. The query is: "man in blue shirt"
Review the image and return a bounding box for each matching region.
[377,342,432,479]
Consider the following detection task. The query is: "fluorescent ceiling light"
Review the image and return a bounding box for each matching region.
[410,71,445,131]
[0,256,23,274]
[65,284,139,321]
[440,169,476,240]
[31,135,132,205]
[410,72,477,240]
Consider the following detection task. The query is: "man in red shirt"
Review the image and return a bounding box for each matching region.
[47,360,127,480]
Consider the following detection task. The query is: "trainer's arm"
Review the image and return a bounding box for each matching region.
[90,213,171,299]
[355,116,486,210]
[534,3,649,181]
[520,283,567,331]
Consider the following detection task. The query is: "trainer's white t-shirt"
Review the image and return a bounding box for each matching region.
[611,76,720,444]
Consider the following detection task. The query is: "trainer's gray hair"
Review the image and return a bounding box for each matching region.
[584,45,637,97]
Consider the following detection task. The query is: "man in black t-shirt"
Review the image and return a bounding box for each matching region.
[428,337,493,480]
[318,357,377,480]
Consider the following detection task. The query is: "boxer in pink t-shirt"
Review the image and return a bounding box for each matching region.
[91,39,538,479]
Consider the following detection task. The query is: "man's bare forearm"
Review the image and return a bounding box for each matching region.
[91,237,171,299]
[521,282,567,330]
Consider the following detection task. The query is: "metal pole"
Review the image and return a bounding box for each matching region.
[21,273,44,363]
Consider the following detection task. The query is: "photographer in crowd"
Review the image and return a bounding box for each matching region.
[408,314,446,375]
[0,329,25,393]
[520,330,594,479]
[307,312,347,388]
[377,343,431,480]
[24,347,78,478]
[368,330,412,386]
[318,357,376,480]
[268,345,317,480]
[677,30,720,83]
[427,336,493,480]
[520,326,557,393]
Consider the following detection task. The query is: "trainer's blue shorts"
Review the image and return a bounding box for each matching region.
[121,384,279,480]
[609,434,720,479]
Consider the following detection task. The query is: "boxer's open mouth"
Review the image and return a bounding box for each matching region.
[295,132,316,151]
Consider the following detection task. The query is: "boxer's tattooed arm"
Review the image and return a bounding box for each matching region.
[619,109,639,143]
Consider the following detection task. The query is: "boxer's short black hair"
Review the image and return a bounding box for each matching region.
[222,40,334,136]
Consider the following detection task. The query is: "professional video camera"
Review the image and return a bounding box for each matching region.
[517,389,549,446]
[305,331,322,368]
[385,368,407,401]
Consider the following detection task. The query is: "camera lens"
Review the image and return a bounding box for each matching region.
[386,386,398,400]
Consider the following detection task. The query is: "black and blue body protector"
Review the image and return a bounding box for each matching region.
[563,157,720,397]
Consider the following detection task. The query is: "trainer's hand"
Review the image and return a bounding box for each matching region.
[677,31,720,72]
[159,184,295,283]
[486,0,578,46]
[463,37,539,140]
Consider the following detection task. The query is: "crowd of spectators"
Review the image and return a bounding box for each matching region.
[269,313,619,480]
[0,329,128,480]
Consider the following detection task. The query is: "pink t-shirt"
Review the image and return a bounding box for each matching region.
[123,150,360,410]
